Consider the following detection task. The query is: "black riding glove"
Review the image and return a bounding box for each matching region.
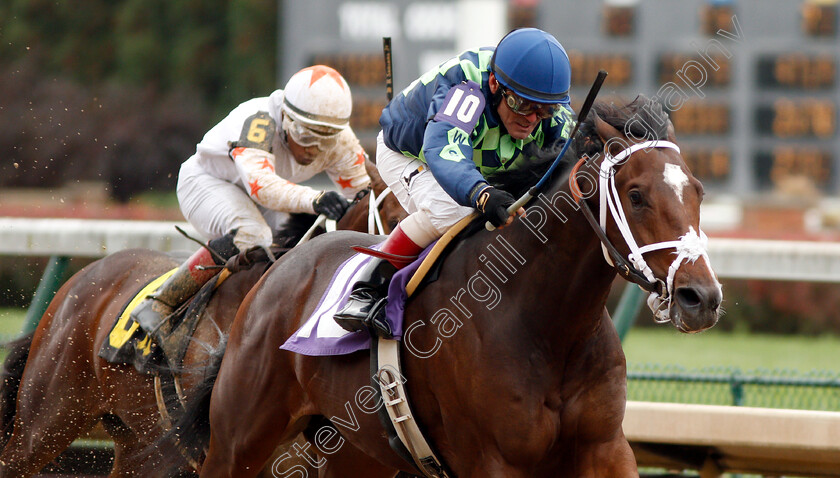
[312,191,350,221]
[473,185,515,228]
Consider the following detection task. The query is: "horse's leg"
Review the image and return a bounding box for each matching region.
[573,312,639,478]
[99,413,167,478]
[319,455,399,478]
[102,414,137,477]
[258,434,398,478]
[461,459,530,478]
[257,435,318,478]
[199,348,303,477]
[201,402,293,478]
[577,435,639,478]
[318,454,399,478]
[313,434,399,478]
[0,317,101,476]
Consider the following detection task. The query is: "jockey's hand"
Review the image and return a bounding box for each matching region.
[313,191,350,221]
[475,186,516,228]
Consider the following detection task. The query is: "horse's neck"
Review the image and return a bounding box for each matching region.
[482,183,617,343]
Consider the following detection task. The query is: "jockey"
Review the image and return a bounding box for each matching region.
[131,65,370,342]
[334,28,574,336]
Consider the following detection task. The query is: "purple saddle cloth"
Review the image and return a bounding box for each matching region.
[280,243,435,356]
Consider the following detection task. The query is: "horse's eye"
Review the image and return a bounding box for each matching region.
[628,190,644,209]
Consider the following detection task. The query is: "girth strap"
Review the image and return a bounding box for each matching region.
[371,336,453,478]
[365,214,477,477]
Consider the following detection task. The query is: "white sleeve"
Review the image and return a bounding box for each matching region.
[324,129,372,199]
[231,147,319,214]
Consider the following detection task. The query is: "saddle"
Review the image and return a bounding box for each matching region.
[97,246,285,374]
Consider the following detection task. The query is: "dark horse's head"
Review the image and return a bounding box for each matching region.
[570,96,722,333]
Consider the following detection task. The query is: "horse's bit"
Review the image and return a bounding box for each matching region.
[571,140,715,322]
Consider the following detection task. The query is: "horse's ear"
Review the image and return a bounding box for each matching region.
[593,114,624,156]
[594,114,621,143]
[666,119,677,142]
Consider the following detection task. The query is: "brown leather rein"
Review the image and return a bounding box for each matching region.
[568,156,664,295]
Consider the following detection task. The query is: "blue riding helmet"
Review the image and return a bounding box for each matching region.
[490,28,571,105]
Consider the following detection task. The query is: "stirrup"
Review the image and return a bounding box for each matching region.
[334,312,367,334]
[132,300,165,335]
[334,296,392,339]
[334,288,379,332]
[131,298,176,340]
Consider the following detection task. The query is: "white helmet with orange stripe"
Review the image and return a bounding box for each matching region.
[281,65,352,147]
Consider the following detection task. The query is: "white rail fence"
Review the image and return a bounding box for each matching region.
[625,401,840,477]
[1,217,840,477]
[4,217,840,282]
[0,217,200,257]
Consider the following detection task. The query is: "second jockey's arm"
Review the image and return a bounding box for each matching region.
[325,137,371,200]
[422,120,486,207]
[231,146,320,214]
[421,120,524,226]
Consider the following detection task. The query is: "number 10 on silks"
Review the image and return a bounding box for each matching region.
[435,81,486,133]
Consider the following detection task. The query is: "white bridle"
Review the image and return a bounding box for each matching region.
[598,140,717,322]
[368,187,393,235]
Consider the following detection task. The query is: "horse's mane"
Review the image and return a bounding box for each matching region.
[488,95,669,197]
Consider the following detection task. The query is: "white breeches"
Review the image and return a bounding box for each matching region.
[376,131,474,242]
[177,161,288,251]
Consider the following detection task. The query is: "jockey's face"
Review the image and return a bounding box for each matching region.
[287,135,320,165]
[489,73,541,140]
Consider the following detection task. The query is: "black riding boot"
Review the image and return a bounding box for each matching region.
[334,257,397,338]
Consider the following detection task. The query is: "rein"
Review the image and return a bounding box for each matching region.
[297,186,392,245]
[298,215,337,244]
[570,140,713,322]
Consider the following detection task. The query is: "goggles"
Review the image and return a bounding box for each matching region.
[282,114,341,149]
[502,89,564,120]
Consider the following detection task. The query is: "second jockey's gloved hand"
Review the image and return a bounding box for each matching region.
[313,191,350,221]
[474,186,515,227]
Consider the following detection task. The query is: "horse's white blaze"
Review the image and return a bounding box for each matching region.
[663,163,689,204]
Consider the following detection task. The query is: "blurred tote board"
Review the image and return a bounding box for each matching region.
[280,0,840,195]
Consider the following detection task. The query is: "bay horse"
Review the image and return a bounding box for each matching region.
[0,159,404,477]
[164,96,722,478]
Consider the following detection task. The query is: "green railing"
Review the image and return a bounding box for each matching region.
[627,363,840,411]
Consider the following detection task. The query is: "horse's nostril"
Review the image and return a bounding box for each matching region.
[675,287,701,310]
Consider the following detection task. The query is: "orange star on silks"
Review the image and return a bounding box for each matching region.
[249,179,263,198]
[353,152,365,166]
[303,65,345,90]
[336,176,354,189]
[258,157,274,172]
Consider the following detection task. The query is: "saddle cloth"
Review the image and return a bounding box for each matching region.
[280,244,434,356]
[98,268,178,364]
